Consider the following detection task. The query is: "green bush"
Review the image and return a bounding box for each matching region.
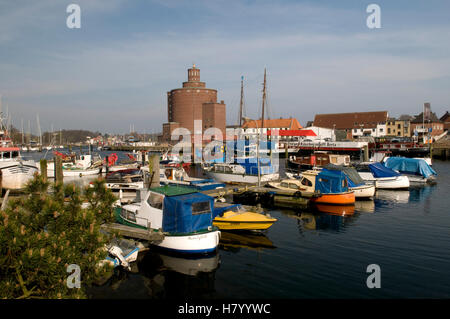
[0,175,117,299]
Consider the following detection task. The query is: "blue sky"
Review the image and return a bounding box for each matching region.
[0,0,449,134]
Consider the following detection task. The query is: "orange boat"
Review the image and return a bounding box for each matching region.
[290,169,356,206]
[310,192,355,205]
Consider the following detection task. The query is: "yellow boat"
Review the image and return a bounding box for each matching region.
[213,204,277,231]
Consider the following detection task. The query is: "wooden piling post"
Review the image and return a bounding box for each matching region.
[149,155,160,188]
[54,156,63,185]
[363,145,369,162]
[40,159,47,182]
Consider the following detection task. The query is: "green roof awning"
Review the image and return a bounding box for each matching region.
[150,185,198,197]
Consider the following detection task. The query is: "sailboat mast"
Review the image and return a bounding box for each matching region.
[21,118,24,145]
[239,76,244,126]
[261,68,267,130]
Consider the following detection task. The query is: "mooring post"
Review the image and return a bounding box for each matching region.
[55,156,63,185]
[40,159,47,182]
[150,155,160,188]
[363,144,369,162]
[105,155,109,174]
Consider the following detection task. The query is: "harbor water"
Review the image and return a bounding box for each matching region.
[26,150,450,298]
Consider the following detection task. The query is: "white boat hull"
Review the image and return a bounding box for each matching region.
[0,163,38,190]
[156,230,221,254]
[206,171,279,184]
[45,167,101,177]
[350,184,376,198]
[107,163,139,172]
[358,172,410,189]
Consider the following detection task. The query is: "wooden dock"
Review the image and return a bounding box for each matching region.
[432,138,450,160]
[101,223,165,241]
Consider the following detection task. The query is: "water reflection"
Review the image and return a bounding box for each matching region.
[409,185,436,202]
[283,209,359,233]
[375,189,410,203]
[137,251,220,298]
[354,200,375,213]
[312,204,355,216]
[219,231,276,252]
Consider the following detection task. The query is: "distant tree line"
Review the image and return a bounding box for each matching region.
[8,126,102,145]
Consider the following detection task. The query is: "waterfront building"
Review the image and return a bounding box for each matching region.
[386,118,411,138]
[410,108,444,141]
[440,111,450,131]
[313,111,388,140]
[162,65,226,142]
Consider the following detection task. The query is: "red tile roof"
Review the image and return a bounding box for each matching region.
[313,111,388,129]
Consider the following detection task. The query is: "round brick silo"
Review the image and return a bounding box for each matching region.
[167,65,217,134]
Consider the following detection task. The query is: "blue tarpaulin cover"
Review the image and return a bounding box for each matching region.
[324,164,365,187]
[368,162,401,178]
[315,169,349,194]
[162,192,214,234]
[384,157,437,178]
[238,157,279,175]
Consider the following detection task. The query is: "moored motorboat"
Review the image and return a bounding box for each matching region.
[212,204,277,231]
[301,169,355,205]
[204,158,279,184]
[270,170,355,205]
[0,147,38,190]
[383,157,437,184]
[324,164,376,199]
[114,186,220,254]
[355,162,410,190]
[0,119,38,190]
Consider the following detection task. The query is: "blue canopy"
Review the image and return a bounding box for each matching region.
[384,157,437,178]
[212,204,241,219]
[324,164,365,187]
[162,192,214,234]
[315,169,349,194]
[368,162,401,178]
[236,157,278,175]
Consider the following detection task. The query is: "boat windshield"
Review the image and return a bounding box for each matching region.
[1,151,20,159]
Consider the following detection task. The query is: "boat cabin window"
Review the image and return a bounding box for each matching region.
[1,151,19,159]
[301,178,313,187]
[192,201,211,215]
[121,209,136,222]
[147,193,163,209]
[280,182,289,188]
[289,183,300,190]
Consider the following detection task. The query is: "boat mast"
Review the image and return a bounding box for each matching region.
[21,118,24,145]
[261,69,267,129]
[239,76,244,127]
[257,69,267,186]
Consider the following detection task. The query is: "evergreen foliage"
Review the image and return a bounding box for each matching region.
[0,175,117,298]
